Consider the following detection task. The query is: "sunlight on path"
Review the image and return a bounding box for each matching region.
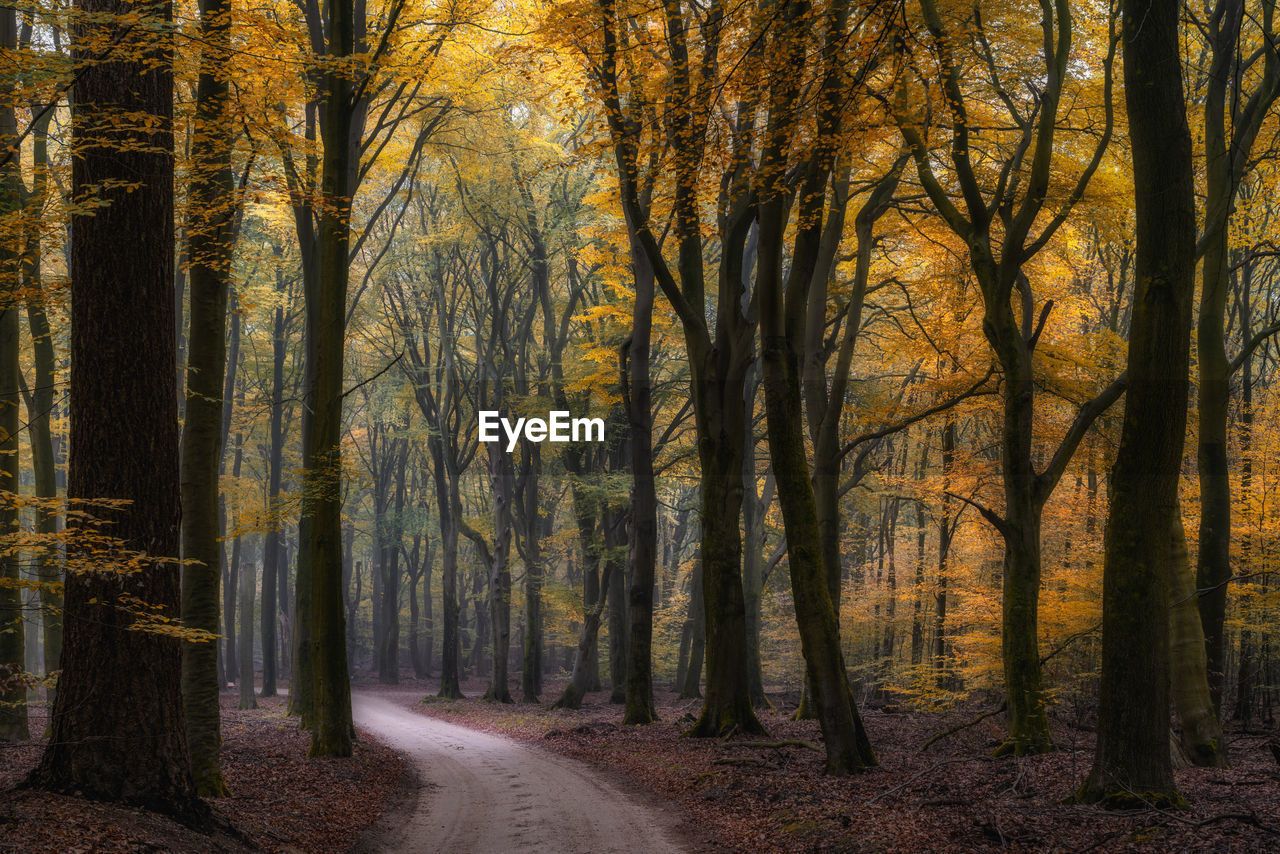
[351,693,686,854]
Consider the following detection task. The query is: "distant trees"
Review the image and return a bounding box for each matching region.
[6,0,1280,822]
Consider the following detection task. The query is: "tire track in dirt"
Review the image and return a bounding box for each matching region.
[352,693,686,854]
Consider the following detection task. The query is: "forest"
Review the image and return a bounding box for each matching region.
[3,0,1280,849]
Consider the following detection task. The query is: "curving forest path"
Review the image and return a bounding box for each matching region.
[352,692,687,854]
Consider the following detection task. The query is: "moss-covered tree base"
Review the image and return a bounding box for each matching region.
[622,707,658,726]
[684,702,767,739]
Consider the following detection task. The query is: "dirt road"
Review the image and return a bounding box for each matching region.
[351,693,687,854]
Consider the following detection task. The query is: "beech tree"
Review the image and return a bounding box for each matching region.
[1077,0,1193,807]
[29,0,199,812]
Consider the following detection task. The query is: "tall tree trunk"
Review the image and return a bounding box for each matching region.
[431,436,463,699]
[554,512,624,711]
[520,444,544,703]
[261,279,287,698]
[302,0,356,756]
[989,317,1052,757]
[1196,0,1279,720]
[235,536,255,711]
[935,418,955,679]
[0,5,24,740]
[377,443,406,685]
[742,413,770,710]
[606,493,628,704]
[30,0,198,810]
[485,444,514,704]
[1077,0,1191,805]
[178,0,240,789]
[679,551,706,699]
[21,101,59,722]
[685,382,765,737]
[422,537,435,675]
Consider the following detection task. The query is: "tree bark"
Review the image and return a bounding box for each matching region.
[1077,0,1191,805]
[260,271,288,698]
[30,0,199,811]
[304,0,355,755]
[178,0,239,790]
[0,4,24,741]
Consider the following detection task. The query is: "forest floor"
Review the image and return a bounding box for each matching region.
[368,674,1280,853]
[0,692,408,853]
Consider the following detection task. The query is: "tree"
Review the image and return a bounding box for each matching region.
[179,0,244,795]
[303,0,358,756]
[29,0,199,813]
[1076,0,1193,807]
[895,0,1120,755]
[1195,0,1280,722]
[590,0,765,737]
[0,3,25,744]
[752,0,877,774]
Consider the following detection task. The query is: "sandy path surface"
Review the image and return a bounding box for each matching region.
[351,693,687,854]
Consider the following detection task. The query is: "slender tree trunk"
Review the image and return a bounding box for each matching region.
[935,419,955,679]
[21,103,59,723]
[1078,0,1191,804]
[0,6,23,739]
[520,445,544,703]
[742,361,770,709]
[304,0,355,754]
[422,538,435,675]
[606,496,628,704]
[485,444,514,704]
[260,287,287,698]
[178,0,239,789]
[554,511,625,710]
[680,553,706,699]
[236,538,255,711]
[1196,0,1280,718]
[431,437,463,699]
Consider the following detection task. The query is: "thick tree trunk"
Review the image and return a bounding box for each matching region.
[1078,0,1191,805]
[30,0,199,810]
[685,376,765,738]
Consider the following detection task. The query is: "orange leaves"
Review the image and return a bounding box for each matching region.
[0,492,217,643]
